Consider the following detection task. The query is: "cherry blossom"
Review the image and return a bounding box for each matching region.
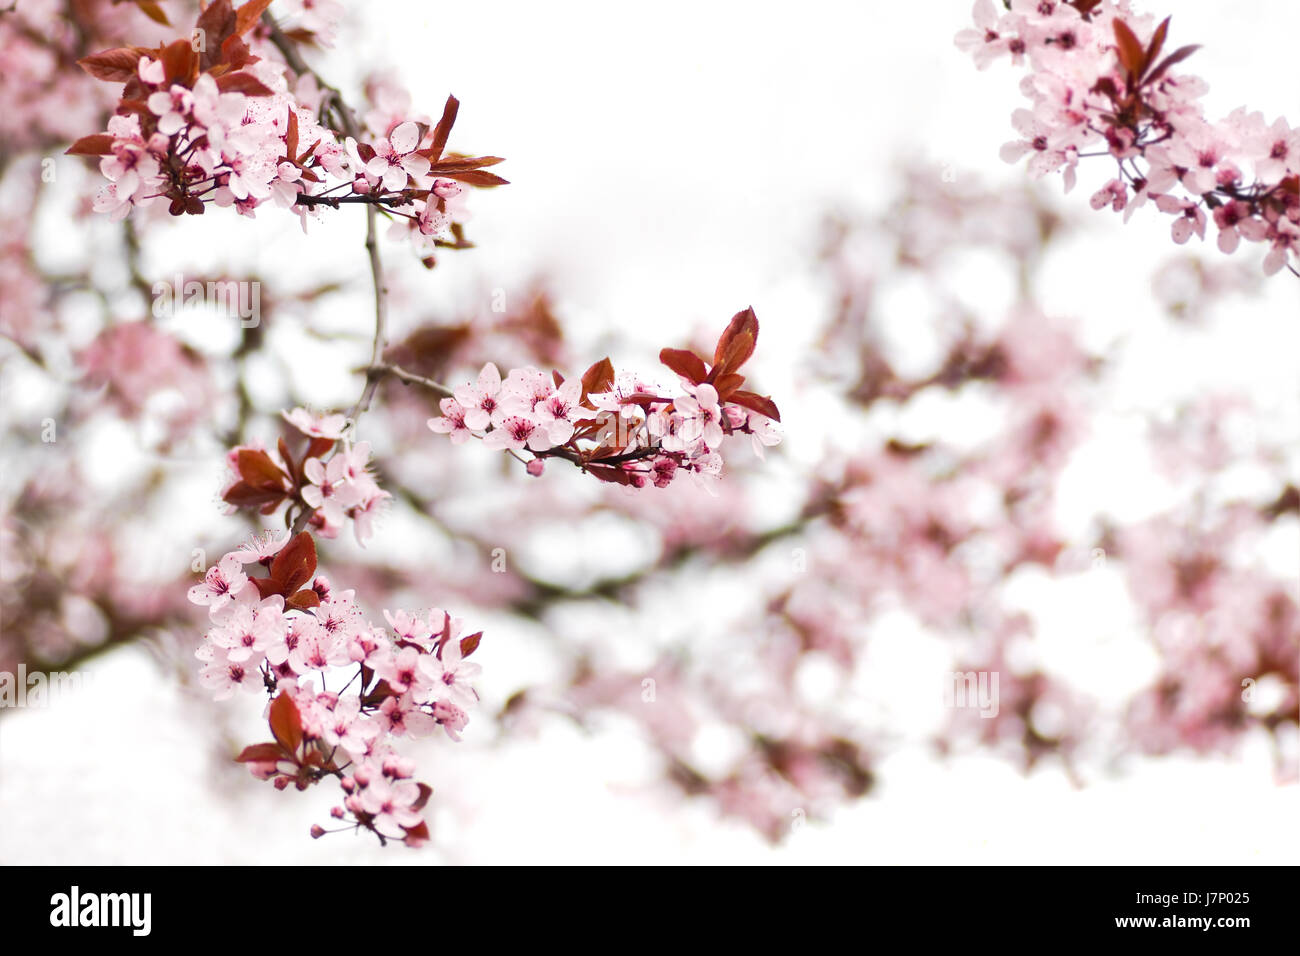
[958,0,1300,276]
[186,554,249,611]
[186,532,485,847]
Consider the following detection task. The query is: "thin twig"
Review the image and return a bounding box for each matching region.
[265,15,392,529]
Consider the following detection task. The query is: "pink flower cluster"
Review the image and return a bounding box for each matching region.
[70,1,503,262]
[91,56,319,220]
[957,0,1300,274]
[219,407,391,545]
[428,362,781,489]
[426,308,781,489]
[188,530,483,846]
[88,56,476,252]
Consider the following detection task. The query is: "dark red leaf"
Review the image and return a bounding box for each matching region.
[1143,44,1202,86]
[1144,16,1171,78]
[195,0,237,72]
[221,34,256,70]
[580,357,615,404]
[222,480,287,509]
[285,106,299,160]
[268,692,303,756]
[215,72,274,96]
[135,1,171,26]
[659,347,708,385]
[277,437,298,486]
[269,531,317,594]
[712,307,759,374]
[235,742,288,763]
[428,156,506,173]
[234,0,275,36]
[1112,19,1146,82]
[65,134,116,156]
[251,576,282,600]
[305,436,336,461]
[459,631,482,658]
[438,169,509,188]
[285,588,321,611]
[402,821,431,844]
[586,464,634,485]
[727,389,781,423]
[712,372,746,400]
[160,38,197,85]
[236,448,289,491]
[424,95,459,163]
[411,782,434,812]
[77,47,154,82]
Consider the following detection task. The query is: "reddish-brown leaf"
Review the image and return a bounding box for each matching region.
[216,72,274,96]
[1112,19,1146,82]
[285,588,321,611]
[235,742,287,763]
[221,34,256,71]
[236,448,289,491]
[1144,16,1171,78]
[411,782,434,812]
[580,357,615,404]
[285,107,299,161]
[160,37,196,85]
[459,631,483,658]
[251,576,282,600]
[1143,44,1201,86]
[712,307,759,374]
[438,169,509,188]
[135,0,171,26]
[65,134,116,156]
[77,47,153,82]
[659,347,708,385]
[716,332,755,379]
[586,464,634,485]
[428,156,506,173]
[711,371,746,400]
[195,0,238,71]
[727,389,781,423]
[268,692,303,756]
[270,531,317,594]
[424,95,459,163]
[234,0,275,36]
[221,480,287,509]
[402,821,431,844]
[304,436,336,461]
[277,436,298,486]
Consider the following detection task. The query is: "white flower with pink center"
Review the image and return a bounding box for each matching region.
[187,553,249,611]
[453,363,504,430]
[674,383,724,448]
[302,454,361,526]
[428,397,474,443]
[282,406,348,440]
[365,121,431,192]
[417,637,482,709]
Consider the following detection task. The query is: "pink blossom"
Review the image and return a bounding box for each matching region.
[365,121,431,192]
[187,554,249,611]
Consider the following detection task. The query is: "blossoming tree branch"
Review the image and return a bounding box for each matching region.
[958,0,1300,276]
[63,0,781,846]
